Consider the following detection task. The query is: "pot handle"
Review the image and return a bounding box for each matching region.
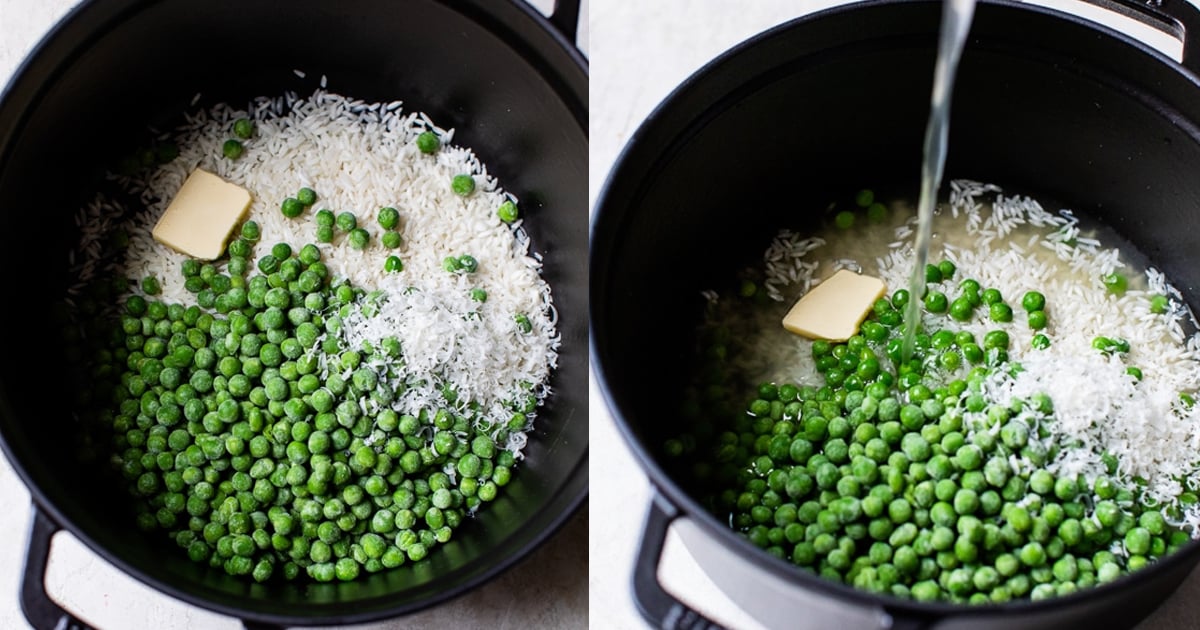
[634,494,942,630]
[549,0,582,46]
[1081,0,1200,74]
[632,493,726,630]
[20,503,287,630]
[20,504,94,630]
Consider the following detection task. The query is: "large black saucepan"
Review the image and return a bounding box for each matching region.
[591,0,1200,628]
[0,0,587,627]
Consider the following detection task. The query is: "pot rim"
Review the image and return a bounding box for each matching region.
[590,0,1200,621]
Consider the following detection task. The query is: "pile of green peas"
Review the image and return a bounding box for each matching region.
[75,213,537,584]
[675,262,1191,604]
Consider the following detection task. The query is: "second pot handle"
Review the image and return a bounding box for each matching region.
[632,493,726,630]
[1075,0,1200,74]
[549,0,582,48]
[20,503,286,630]
[20,504,94,630]
[632,492,944,630]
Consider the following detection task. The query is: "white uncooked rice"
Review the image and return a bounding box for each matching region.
[728,179,1200,533]
[68,89,559,454]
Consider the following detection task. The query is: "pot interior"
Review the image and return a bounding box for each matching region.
[592,0,1200,622]
[0,0,587,623]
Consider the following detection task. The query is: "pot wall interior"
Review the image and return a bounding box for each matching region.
[0,0,587,621]
[593,0,1200,622]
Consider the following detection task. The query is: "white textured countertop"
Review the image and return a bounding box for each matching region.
[0,1,587,628]
[590,1,1200,629]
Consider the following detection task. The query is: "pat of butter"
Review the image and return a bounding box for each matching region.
[782,269,887,341]
[152,168,252,260]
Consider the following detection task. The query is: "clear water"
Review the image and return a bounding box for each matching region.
[901,0,977,361]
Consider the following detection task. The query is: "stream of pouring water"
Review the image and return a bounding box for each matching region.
[901,0,977,362]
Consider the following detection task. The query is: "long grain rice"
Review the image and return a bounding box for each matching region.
[68,88,558,455]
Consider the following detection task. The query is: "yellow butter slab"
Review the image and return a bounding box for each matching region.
[782,269,887,341]
[152,168,252,260]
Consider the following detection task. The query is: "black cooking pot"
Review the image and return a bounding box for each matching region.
[0,0,587,628]
[591,0,1200,628]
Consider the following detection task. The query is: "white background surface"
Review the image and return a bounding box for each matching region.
[0,0,587,629]
[589,1,1200,629]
